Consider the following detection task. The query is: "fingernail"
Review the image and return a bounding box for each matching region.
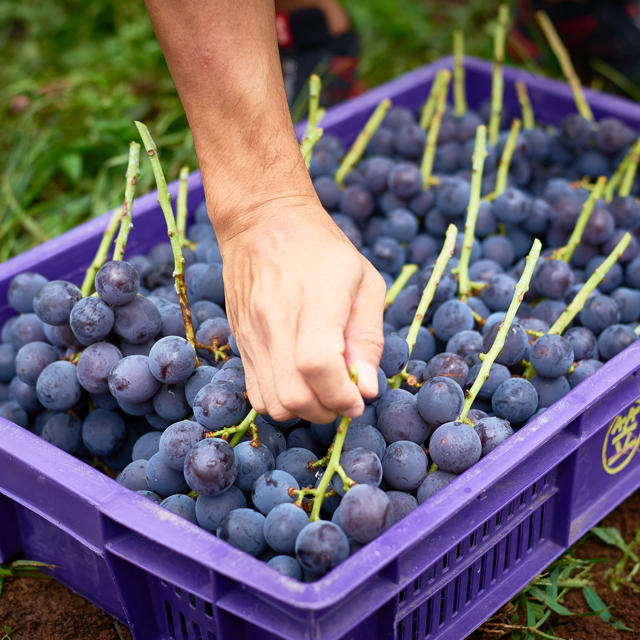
[344,403,364,419]
[357,363,379,397]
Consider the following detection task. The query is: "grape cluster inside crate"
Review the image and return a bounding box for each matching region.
[2,57,640,640]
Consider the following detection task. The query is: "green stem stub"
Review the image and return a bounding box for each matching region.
[420,69,449,130]
[176,165,189,246]
[493,118,522,198]
[385,263,418,309]
[421,70,451,188]
[489,5,509,147]
[300,126,324,169]
[619,137,640,197]
[335,99,391,187]
[453,30,467,117]
[515,81,535,129]
[113,141,141,262]
[458,125,487,301]
[459,238,541,422]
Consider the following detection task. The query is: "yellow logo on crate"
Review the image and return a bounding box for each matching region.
[602,399,640,475]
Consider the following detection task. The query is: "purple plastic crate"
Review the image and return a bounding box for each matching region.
[2,56,640,640]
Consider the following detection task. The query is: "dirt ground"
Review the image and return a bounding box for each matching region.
[0,492,638,640]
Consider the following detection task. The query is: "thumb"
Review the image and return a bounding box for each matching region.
[344,268,386,399]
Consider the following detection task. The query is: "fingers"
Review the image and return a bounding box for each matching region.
[343,266,386,399]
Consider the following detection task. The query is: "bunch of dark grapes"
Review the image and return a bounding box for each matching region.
[2,98,640,584]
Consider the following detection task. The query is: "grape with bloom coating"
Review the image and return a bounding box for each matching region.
[295,521,350,574]
[429,421,481,473]
[95,260,140,306]
[184,437,237,496]
[339,484,392,543]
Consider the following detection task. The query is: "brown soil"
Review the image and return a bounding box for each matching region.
[0,494,637,640]
[471,490,640,640]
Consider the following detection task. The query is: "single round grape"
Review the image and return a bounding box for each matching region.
[531,299,566,326]
[95,260,140,306]
[8,377,41,413]
[481,273,517,311]
[148,336,197,384]
[252,470,299,515]
[435,177,471,217]
[113,295,162,344]
[382,440,428,490]
[492,378,538,424]
[417,470,457,503]
[6,314,46,350]
[250,418,287,458]
[191,263,225,305]
[473,416,514,457]
[195,486,246,532]
[217,508,267,557]
[386,491,418,525]
[264,502,309,554]
[33,280,82,326]
[380,333,410,377]
[432,299,474,342]
[564,327,598,361]
[314,175,341,209]
[137,490,162,504]
[15,341,57,386]
[331,446,382,495]
[234,442,275,491]
[377,393,429,444]
[339,484,392,544]
[90,392,118,411]
[108,355,161,403]
[8,272,48,313]
[578,295,621,334]
[492,187,529,224]
[429,421,482,473]
[118,338,155,357]
[36,361,82,411]
[583,205,615,245]
[118,397,154,417]
[159,494,197,524]
[267,555,302,580]
[393,124,427,160]
[370,237,406,276]
[132,431,162,461]
[362,156,394,194]
[531,375,571,408]
[339,184,374,221]
[343,425,386,460]
[286,427,321,456]
[424,352,469,388]
[465,362,510,400]
[388,285,419,326]
[468,259,503,283]
[69,297,114,346]
[212,366,245,393]
[116,460,149,491]
[481,236,515,269]
[193,381,248,430]
[295,521,349,575]
[407,233,438,265]
[191,300,225,326]
[597,324,637,361]
[152,384,190,421]
[41,412,82,453]
[159,419,205,471]
[183,437,237,496]
[0,400,28,427]
[482,322,528,367]
[529,334,574,378]
[82,409,126,455]
[568,359,603,388]
[611,287,640,323]
[416,376,464,429]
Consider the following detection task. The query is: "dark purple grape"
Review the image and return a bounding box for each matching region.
[529,334,574,377]
[148,336,196,384]
[132,431,162,461]
[387,162,422,198]
[113,295,161,344]
[249,419,286,458]
[275,447,317,488]
[313,176,341,209]
[15,341,57,386]
[564,326,598,361]
[492,187,529,224]
[417,469,457,503]
[146,451,189,496]
[446,330,483,358]
[388,285,419,327]
[36,361,82,410]
[568,359,603,388]
[432,299,474,342]
[159,419,205,470]
[339,184,374,221]
[191,263,225,305]
[603,230,638,264]
[435,177,470,218]
[8,377,41,413]
[295,521,349,574]
[264,502,309,554]
[481,273,516,311]
[33,280,82,326]
[416,376,464,429]
[0,400,28,427]
[42,323,80,349]
[108,355,161,403]
[82,409,126,455]
[69,297,114,345]
[381,440,428,490]
[585,256,623,294]
[610,196,640,230]
[6,314,46,350]
[361,156,394,194]
[116,460,149,491]
[377,392,428,444]
[251,470,299,515]
[597,324,637,361]
[370,237,406,275]
[234,442,275,491]
[8,272,48,313]
[217,508,267,556]
[393,124,427,160]
[184,437,236,496]
[95,261,140,306]
[595,117,632,155]
[267,555,302,580]
[473,416,513,456]
[152,384,189,421]
[184,365,217,407]
[531,299,566,326]
[339,484,392,544]
[469,259,504,283]
[397,326,435,363]
[118,338,155,357]
[331,446,382,495]
[381,208,419,243]
[407,234,438,266]
[191,300,225,327]
[380,333,410,377]
[343,425,386,460]
[41,412,82,453]
[531,375,570,408]
[195,486,246,532]
[193,381,247,430]
[583,205,614,245]
[160,494,197,524]
[367,127,394,156]
[286,427,321,456]
[482,322,528,367]
[481,236,516,269]
[492,378,538,423]
[578,294,621,334]
[465,362,510,400]
[386,491,418,525]
[429,421,481,473]
[0,344,16,383]
[424,352,469,388]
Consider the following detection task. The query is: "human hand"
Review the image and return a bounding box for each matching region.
[216,195,386,424]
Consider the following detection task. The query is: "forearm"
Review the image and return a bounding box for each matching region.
[144,0,316,243]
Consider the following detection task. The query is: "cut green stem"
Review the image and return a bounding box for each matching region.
[135,121,197,355]
[385,263,418,309]
[421,70,451,187]
[489,5,510,146]
[300,126,324,169]
[553,176,607,263]
[515,81,535,129]
[176,165,189,246]
[493,118,521,198]
[81,209,123,297]
[307,74,322,131]
[604,152,631,202]
[453,30,467,117]
[112,141,140,262]
[335,99,391,187]
[420,69,450,130]
[548,232,631,336]
[458,125,488,301]
[619,137,640,197]
[459,238,541,422]
[535,10,593,121]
